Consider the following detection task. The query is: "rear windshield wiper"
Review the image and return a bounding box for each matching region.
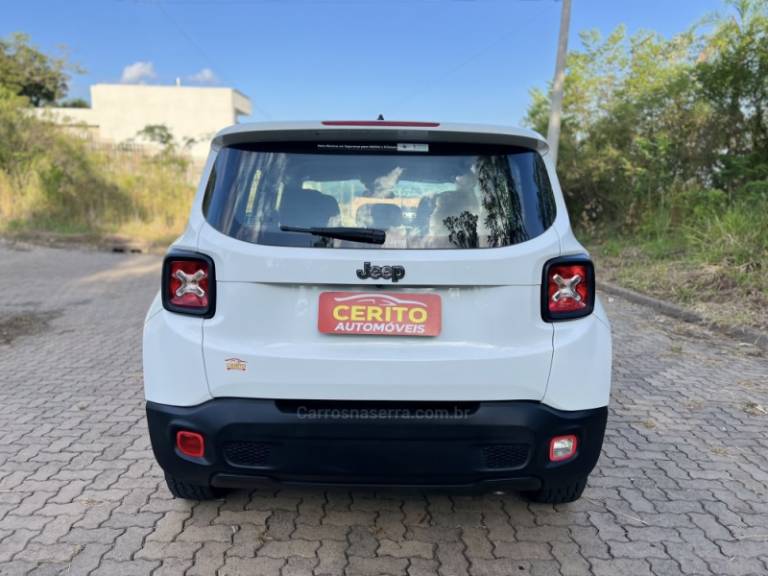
[280,225,386,245]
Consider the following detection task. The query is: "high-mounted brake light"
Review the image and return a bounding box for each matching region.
[541,256,595,321]
[321,120,440,127]
[162,251,216,317]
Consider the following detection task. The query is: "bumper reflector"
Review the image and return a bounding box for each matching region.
[549,434,578,462]
[176,431,205,458]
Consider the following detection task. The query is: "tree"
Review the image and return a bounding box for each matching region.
[696,0,768,187]
[524,0,768,229]
[0,33,75,107]
[59,98,89,109]
[136,124,175,147]
[134,124,190,170]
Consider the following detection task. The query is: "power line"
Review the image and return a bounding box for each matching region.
[125,0,274,119]
[155,2,213,67]
[388,4,552,112]
[118,0,554,5]
[117,0,272,120]
[117,0,558,119]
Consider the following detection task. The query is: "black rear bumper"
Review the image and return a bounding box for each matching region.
[146,399,607,491]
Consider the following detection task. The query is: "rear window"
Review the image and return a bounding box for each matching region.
[203,142,556,249]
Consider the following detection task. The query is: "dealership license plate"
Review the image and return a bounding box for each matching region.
[318,292,441,337]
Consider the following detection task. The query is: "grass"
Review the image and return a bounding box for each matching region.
[0,90,196,249]
[0,142,195,249]
[0,192,193,250]
[585,188,768,335]
[587,227,768,333]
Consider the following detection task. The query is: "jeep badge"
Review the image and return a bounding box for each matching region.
[356,262,406,283]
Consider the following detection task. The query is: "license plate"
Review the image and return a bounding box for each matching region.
[318,292,441,337]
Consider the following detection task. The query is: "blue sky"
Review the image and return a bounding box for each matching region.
[5,0,726,124]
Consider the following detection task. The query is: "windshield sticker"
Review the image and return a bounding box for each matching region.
[317,144,397,152]
[315,143,429,153]
[397,143,429,153]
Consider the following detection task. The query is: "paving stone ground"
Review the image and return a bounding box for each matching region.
[0,242,767,576]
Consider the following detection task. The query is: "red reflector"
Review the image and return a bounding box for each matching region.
[168,260,209,309]
[549,434,578,462]
[176,431,205,458]
[321,120,440,127]
[548,264,590,313]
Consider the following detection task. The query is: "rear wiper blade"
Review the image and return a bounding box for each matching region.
[280,225,386,245]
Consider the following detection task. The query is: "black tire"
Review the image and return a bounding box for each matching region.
[164,473,223,500]
[523,476,587,504]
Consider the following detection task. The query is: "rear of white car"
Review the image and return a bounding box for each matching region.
[143,121,612,503]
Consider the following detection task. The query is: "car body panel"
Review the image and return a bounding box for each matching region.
[543,298,612,410]
[202,281,554,401]
[143,302,210,406]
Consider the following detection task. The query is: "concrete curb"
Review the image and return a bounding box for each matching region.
[1,233,165,255]
[599,281,767,352]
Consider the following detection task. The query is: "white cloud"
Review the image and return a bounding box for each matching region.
[188,67,217,84]
[121,61,156,84]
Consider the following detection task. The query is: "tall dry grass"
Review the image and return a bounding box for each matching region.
[0,88,196,246]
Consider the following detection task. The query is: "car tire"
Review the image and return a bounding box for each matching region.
[523,476,587,504]
[164,473,223,500]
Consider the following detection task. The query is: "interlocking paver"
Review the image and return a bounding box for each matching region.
[259,539,320,559]
[407,558,440,576]
[378,539,434,559]
[187,541,229,575]
[219,555,285,576]
[0,242,766,575]
[346,555,408,576]
[316,539,348,575]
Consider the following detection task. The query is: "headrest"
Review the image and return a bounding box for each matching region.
[356,203,403,229]
[279,186,340,228]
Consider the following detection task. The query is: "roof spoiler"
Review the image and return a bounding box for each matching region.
[212,122,549,154]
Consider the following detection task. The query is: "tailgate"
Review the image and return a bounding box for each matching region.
[200,224,556,401]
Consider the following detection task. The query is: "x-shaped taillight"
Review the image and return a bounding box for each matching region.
[542,258,594,320]
[162,253,216,317]
[174,268,207,298]
[551,273,583,303]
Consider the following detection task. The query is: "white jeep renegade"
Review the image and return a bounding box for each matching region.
[143,120,612,503]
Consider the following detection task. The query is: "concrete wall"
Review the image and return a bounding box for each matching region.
[31,84,252,159]
[30,107,101,140]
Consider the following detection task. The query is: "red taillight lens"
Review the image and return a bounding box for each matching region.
[168,260,209,308]
[176,431,205,458]
[548,264,589,313]
[162,252,215,317]
[321,120,440,127]
[549,434,578,462]
[542,257,595,321]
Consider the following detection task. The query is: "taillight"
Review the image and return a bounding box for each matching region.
[161,251,216,317]
[549,434,578,462]
[542,256,595,321]
[176,430,205,458]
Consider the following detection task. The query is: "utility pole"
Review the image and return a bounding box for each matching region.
[547,0,572,167]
